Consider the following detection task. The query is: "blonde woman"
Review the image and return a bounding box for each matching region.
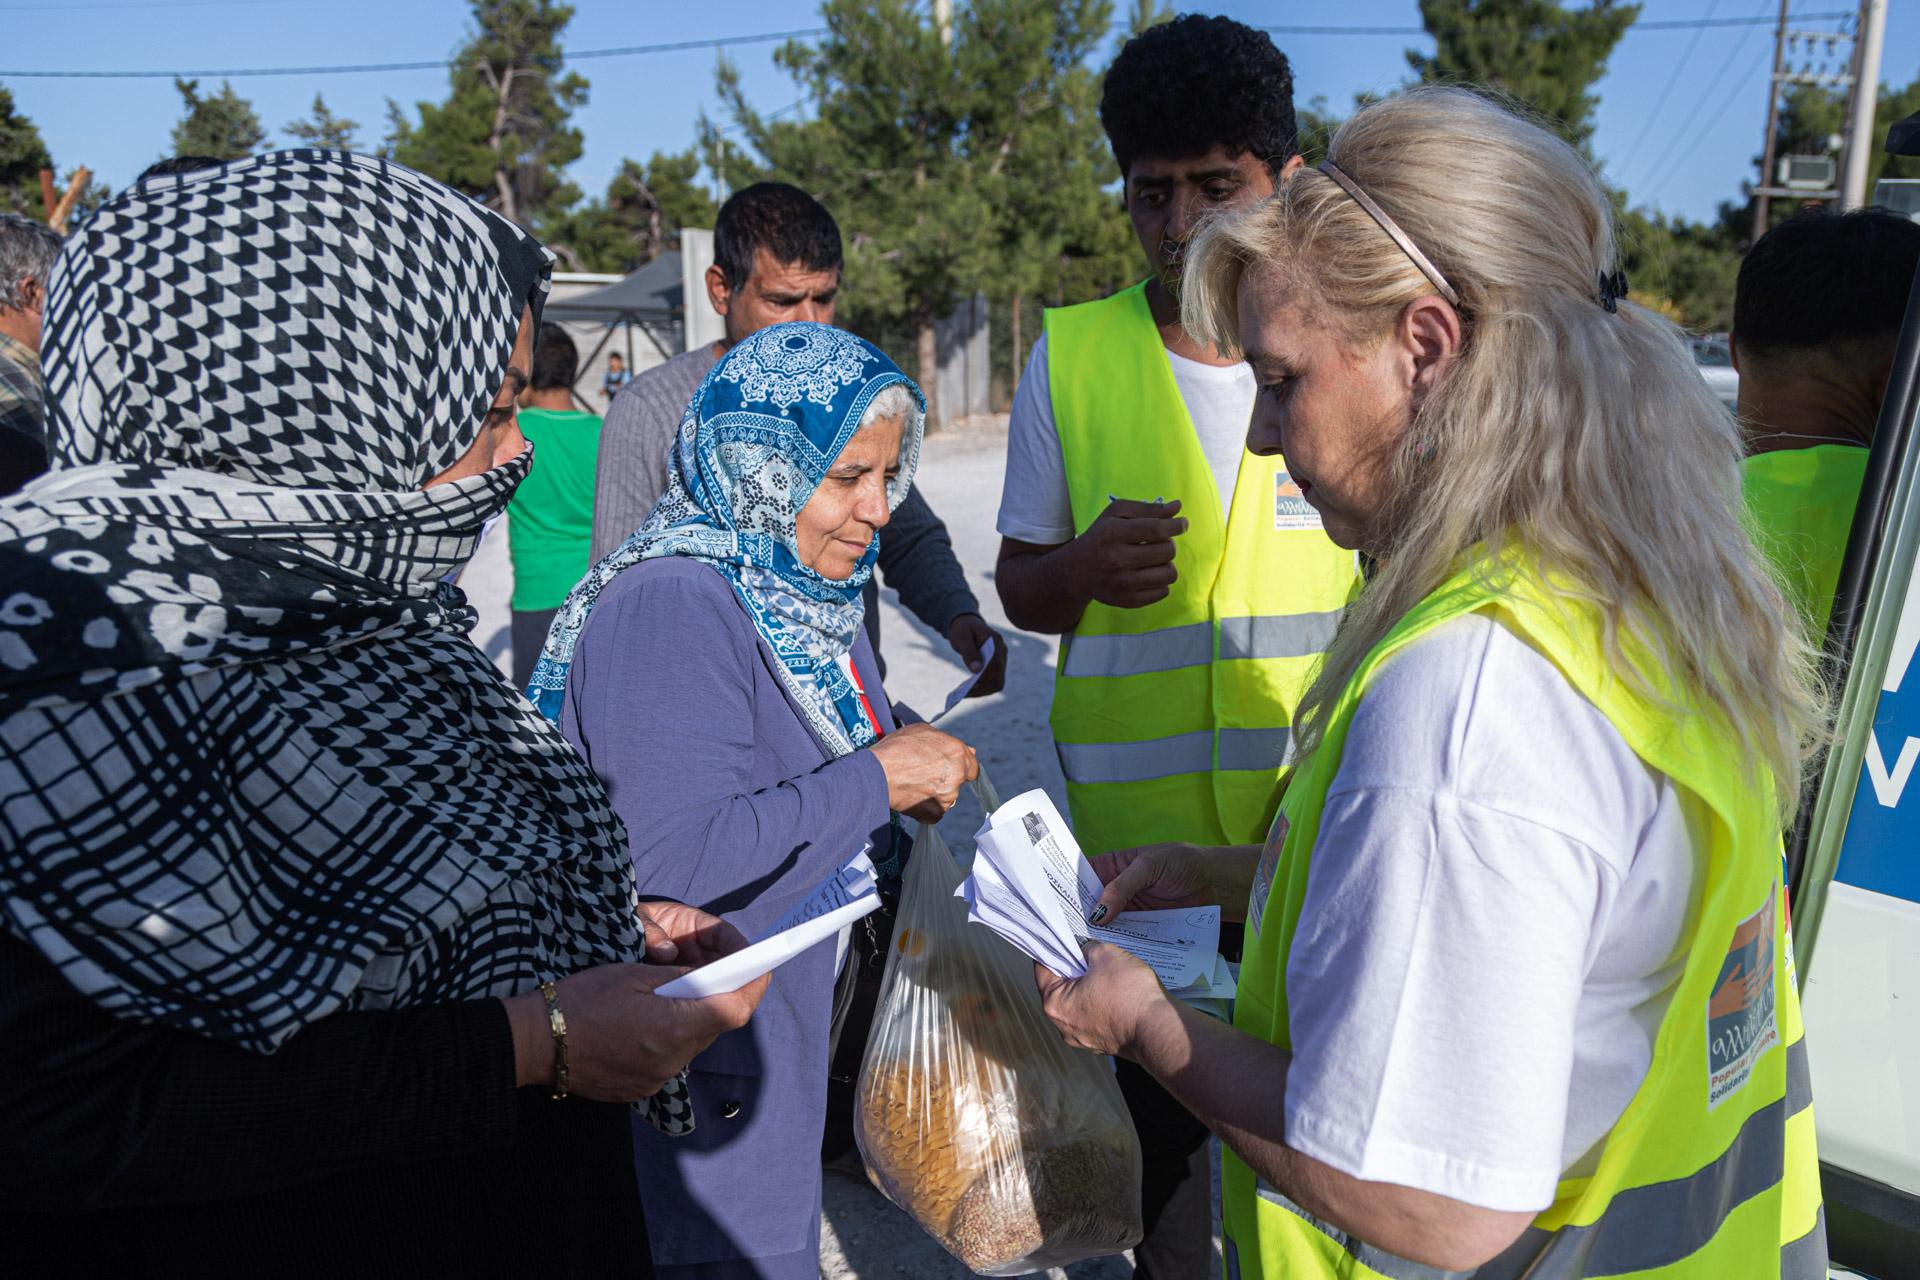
[1033,87,1828,1278]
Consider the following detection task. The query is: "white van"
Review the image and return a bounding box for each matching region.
[1787,225,1920,1279]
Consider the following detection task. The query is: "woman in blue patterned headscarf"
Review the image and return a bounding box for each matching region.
[539,322,978,1279]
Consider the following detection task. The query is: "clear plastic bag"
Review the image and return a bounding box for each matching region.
[854,777,1144,1274]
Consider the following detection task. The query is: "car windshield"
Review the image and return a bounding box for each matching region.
[1692,338,1733,367]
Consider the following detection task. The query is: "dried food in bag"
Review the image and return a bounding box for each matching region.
[854,778,1143,1274]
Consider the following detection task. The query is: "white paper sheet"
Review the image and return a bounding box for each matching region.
[1090,906,1220,989]
[930,636,997,723]
[656,850,880,1000]
[1170,953,1237,1002]
[654,894,880,999]
[958,788,1221,988]
[1169,953,1238,1021]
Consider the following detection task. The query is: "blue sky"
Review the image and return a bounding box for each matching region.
[5,0,1916,225]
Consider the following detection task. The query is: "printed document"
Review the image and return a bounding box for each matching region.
[958,789,1220,989]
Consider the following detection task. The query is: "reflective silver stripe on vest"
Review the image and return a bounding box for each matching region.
[1254,1083,1810,1278]
[1785,1033,1812,1115]
[1056,730,1213,784]
[1253,1179,1472,1279]
[1061,621,1213,678]
[1060,610,1343,680]
[1217,727,1292,773]
[1779,1205,1828,1279]
[1219,609,1345,661]
[1476,1093,1793,1279]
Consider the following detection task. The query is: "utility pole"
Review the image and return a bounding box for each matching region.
[1751,2,1863,241]
[1752,0,1791,243]
[1840,0,1889,210]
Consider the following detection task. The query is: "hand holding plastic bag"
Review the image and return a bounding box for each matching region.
[855,774,1143,1274]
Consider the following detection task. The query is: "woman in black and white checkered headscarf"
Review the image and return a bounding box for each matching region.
[0,152,762,1270]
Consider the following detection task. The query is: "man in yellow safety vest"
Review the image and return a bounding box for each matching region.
[994,16,1359,1278]
[1738,208,1920,640]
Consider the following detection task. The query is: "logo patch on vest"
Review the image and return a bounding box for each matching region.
[1707,889,1780,1109]
[1247,813,1287,937]
[1274,469,1322,531]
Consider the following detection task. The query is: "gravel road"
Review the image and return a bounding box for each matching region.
[461,418,1219,1279]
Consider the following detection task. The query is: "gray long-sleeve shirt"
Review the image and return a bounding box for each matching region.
[589,342,980,659]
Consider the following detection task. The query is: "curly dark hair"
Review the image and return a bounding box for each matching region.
[1099,15,1297,181]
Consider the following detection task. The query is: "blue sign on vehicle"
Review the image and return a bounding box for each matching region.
[1837,565,1920,904]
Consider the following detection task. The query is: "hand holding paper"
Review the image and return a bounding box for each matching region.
[655,848,880,999]
[958,789,1222,996]
[931,636,997,722]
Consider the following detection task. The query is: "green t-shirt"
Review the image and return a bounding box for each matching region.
[1741,443,1869,641]
[508,407,604,611]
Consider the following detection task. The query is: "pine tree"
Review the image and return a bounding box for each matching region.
[714,0,1124,424]
[0,86,53,217]
[387,0,585,230]
[541,149,718,273]
[1617,202,1743,332]
[285,94,361,151]
[1409,0,1639,150]
[169,78,267,161]
[1125,0,1171,35]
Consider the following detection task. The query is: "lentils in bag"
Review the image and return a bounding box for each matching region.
[854,784,1143,1274]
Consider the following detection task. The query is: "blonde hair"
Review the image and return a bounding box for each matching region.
[1183,86,1826,813]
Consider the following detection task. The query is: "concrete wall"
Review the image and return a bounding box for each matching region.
[932,293,992,428]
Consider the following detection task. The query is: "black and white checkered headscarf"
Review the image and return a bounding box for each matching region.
[0,151,641,1052]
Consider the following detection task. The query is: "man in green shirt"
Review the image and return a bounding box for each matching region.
[508,323,602,687]
[1736,209,1920,641]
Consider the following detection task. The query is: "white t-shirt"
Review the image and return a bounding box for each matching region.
[996,332,1256,545]
[1280,615,1702,1213]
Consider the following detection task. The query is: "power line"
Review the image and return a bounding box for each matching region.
[0,0,303,9]
[1662,40,1780,198]
[1257,11,1848,36]
[1638,2,1778,201]
[0,11,1861,79]
[0,29,832,79]
[1619,0,1726,166]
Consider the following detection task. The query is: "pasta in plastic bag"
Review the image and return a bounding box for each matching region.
[855,776,1144,1274]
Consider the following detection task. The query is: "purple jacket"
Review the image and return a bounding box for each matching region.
[559,556,895,1268]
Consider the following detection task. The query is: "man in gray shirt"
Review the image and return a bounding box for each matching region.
[0,214,62,496]
[592,183,1005,691]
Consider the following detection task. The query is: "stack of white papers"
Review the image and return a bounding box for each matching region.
[655,849,879,1000]
[958,789,1223,998]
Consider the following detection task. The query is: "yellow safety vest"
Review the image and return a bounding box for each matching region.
[1224,552,1824,1279]
[1742,444,1868,642]
[1044,282,1361,856]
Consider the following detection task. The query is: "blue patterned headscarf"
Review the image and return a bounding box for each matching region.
[528,323,925,755]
